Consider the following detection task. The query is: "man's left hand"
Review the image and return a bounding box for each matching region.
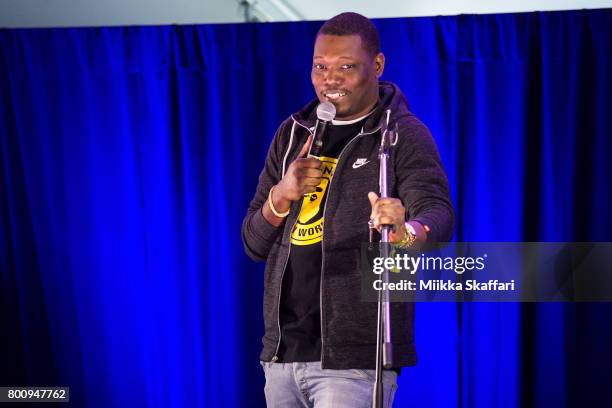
[368,192,407,243]
[368,192,429,244]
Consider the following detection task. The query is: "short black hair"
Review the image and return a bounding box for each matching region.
[317,12,381,58]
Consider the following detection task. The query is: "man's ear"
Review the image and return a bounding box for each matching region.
[374,52,385,78]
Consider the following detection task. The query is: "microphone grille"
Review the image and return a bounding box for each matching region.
[316,102,336,122]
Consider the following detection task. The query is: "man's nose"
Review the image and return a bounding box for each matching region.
[324,68,342,85]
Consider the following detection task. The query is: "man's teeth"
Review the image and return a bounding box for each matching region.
[325,92,346,99]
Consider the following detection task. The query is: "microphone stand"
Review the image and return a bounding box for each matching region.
[371,110,398,408]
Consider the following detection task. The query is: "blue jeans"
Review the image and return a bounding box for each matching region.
[260,361,398,408]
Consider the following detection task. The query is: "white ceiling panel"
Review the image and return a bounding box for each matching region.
[0,0,611,28]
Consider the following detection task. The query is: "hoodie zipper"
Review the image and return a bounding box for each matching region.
[271,211,300,362]
[271,119,312,362]
[318,126,380,366]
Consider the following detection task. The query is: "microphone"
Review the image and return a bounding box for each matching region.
[308,102,336,158]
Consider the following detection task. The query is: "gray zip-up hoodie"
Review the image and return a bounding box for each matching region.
[242,81,454,369]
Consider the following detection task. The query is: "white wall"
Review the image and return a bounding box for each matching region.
[302,0,612,19]
[1,0,611,28]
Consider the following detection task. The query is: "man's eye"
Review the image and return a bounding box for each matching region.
[341,64,355,70]
[314,64,326,70]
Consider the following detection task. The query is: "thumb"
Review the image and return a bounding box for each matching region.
[298,135,313,158]
[368,192,379,208]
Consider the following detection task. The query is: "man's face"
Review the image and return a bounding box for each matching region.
[311,34,385,120]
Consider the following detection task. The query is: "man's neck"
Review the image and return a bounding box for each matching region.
[332,109,374,126]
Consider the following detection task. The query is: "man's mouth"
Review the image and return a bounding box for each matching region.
[323,90,348,101]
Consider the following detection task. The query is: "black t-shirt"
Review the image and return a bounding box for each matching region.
[278,117,367,362]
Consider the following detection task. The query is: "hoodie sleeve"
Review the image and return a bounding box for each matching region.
[394,115,455,242]
[241,121,290,262]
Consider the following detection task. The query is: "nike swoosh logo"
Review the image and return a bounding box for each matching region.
[352,159,370,169]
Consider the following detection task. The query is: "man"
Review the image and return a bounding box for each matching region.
[242,12,454,407]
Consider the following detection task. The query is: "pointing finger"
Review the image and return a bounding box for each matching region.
[298,135,313,158]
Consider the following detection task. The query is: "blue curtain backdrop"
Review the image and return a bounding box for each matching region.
[1,9,612,408]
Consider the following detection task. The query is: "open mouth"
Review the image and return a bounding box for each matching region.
[323,90,348,100]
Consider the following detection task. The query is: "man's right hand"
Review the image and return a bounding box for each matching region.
[263,135,322,225]
[276,135,322,202]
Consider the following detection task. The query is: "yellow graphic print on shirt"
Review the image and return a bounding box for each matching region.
[290,156,337,246]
